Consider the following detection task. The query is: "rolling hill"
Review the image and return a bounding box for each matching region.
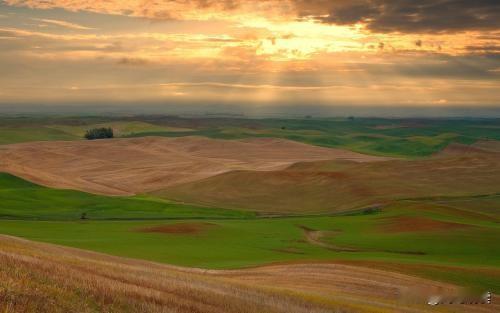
[1,234,497,313]
[2,116,499,157]
[0,136,388,196]
[157,143,500,214]
[0,173,251,220]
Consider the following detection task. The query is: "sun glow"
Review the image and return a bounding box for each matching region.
[0,1,498,106]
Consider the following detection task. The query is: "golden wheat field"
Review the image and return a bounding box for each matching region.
[0,234,497,313]
[0,137,388,196]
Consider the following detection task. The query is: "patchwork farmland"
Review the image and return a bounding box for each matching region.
[0,116,499,312]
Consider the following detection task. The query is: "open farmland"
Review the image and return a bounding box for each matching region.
[0,174,499,293]
[0,117,192,145]
[0,136,388,195]
[4,234,498,313]
[2,0,499,310]
[0,173,252,220]
[157,142,500,213]
[0,116,499,311]
[1,116,500,157]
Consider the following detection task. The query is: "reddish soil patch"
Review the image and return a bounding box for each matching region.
[138,222,217,235]
[380,216,469,233]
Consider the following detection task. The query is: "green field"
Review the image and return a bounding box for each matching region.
[0,173,499,292]
[1,116,499,157]
[0,173,252,220]
[124,117,500,157]
[0,119,190,145]
[0,126,78,145]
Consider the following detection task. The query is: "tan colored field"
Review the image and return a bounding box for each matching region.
[158,144,500,213]
[0,136,388,196]
[473,140,500,152]
[1,234,496,313]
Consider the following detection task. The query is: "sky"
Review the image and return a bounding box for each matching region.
[0,0,499,111]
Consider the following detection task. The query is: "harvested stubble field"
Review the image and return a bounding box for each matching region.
[158,142,500,213]
[0,136,388,196]
[1,234,498,313]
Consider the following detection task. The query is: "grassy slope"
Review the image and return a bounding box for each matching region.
[0,177,498,291]
[5,235,486,313]
[0,235,329,313]
[0,173,252,220]
[0,117,193,145]
[46,121,193,138]
[0,126,78,145]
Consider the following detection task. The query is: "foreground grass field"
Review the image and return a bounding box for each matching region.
[1,174,498,293]
[5,235,496,313]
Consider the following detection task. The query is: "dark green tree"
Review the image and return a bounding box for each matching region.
[84,127,114,140]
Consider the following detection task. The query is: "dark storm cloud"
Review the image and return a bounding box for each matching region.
[294,0,500,33]
[4,1,499,33]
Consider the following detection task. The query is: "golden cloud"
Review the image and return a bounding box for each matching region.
[33,18,95,30]
[1,1,498,106]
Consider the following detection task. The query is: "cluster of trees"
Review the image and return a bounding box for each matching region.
[84,127,114,140]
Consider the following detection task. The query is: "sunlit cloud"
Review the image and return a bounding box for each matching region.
[0,1,498,107]
[32,18,95,30]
